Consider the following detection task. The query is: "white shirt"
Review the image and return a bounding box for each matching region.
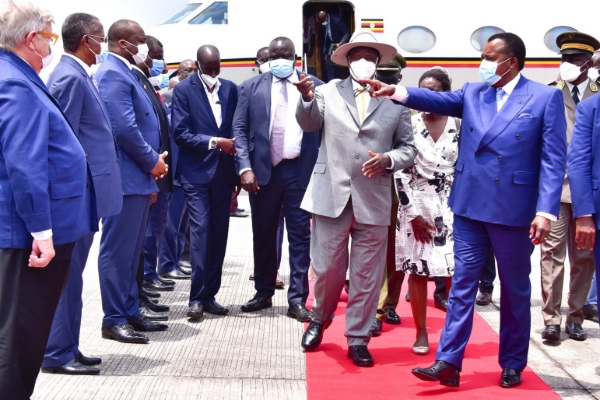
[63,53,92,76]
[109,52,133,70]
[566,78,590,102]
[268,72,303,159]
[496,72,521,111]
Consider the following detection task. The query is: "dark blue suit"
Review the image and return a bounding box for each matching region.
[43,55,122,367]
[0,50,94,399]
[96,54,161,327]
[568,94,600,314]
[403,75,566,371]
[172,73,238,305]
[233,71,322,305]
[321,14,350,81]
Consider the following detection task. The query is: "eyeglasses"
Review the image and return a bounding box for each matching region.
[88,34,107,43]
[36,31,59,46]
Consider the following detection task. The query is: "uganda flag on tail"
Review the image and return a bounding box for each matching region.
[361,19,384,33]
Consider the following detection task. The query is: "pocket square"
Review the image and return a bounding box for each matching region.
[517,113,533,119]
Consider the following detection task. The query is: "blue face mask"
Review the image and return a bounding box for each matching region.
[99,42,109,64]
[148,59,164,77]
[269,58,295,79]
[479,58,510,86]
[160,75,169,89]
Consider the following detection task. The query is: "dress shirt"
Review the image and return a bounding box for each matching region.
[109,52,133,70]
[565,78,589,102]
[496,72,521,111]
[63,53,92,76]
[200,73,222,150]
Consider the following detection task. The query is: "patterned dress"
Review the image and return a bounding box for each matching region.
[396,114,459,277]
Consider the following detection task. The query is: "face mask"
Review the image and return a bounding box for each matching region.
[349,58,377,81]
[34,34,53,69]
[588,67,600,82]
[199,69,219,88]
[87,37,106,65]
[124,41,149,65]
[160,75,169,89]
[258,61,270,74]
[148,59,164,77]
[180,70,194,80]
[479,58,510,86]
[560,61,585,83]
[149,76,161,87]
[270,58,295,79]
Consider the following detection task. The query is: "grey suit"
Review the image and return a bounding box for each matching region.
[296,77,415,346]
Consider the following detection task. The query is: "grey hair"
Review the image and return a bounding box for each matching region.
[0,0,54,49]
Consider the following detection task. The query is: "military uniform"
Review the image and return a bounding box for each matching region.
[540,32,600,335]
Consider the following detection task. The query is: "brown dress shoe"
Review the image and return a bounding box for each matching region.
[475,292,492,306]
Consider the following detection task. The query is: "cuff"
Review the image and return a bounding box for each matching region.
[239,167,252,176]
[31,229,53,240]
[386,156,395,171]
[578,214,593,218]
[536,212,557,222]
[303,99,314,110]
[389,85,409,103]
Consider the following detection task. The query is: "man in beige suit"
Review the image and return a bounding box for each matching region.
[294,32,416,367]
[541,32,600,342]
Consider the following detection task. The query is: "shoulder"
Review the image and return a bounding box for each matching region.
[219,78,237,91]
[239,73,265,89]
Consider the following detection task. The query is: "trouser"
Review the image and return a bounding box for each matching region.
[230,185,242,213]
[0,244,73,399]
[43,232,95,367]
[98,195,151,327]
[586,272,597,306]
[540,202,595,325]
[249,158,311,305]
[311,199,388,346]
[437,215,533,371]
[478,251,497,294]
[143,191,173,281]
[158,185,189,275]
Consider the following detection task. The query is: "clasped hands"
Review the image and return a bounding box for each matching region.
[150,151,169,180]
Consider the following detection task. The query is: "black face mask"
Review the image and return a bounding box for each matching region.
[376,72,400,86]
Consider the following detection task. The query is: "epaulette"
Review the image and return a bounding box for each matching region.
[547,80,558,86]
[556,81,566,90]
[590,81,598,92]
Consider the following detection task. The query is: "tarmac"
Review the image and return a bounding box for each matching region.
[32,194,600,399]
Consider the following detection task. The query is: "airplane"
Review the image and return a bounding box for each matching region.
[147,0,598,87]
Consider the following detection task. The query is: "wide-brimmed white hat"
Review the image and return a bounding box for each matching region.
[331,31,397,67]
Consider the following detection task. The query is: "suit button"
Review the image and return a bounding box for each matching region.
[351,175,356,180]
[516,134,521,139]
[85,154,88,158]
[358,134,363,138]
[87,182,91,188]
[498,156,503,161]
[470,127,473,132]
[495,178,499,183]
[475,152,480,157]
[355,154,359,159]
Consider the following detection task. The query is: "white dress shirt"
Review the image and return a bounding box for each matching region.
[566,78,590,102]
[110,52,133,70]
[200,74,223,150]
[496,72,521,111]
[64,53,92,76]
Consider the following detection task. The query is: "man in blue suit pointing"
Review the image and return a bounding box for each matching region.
[365,32,567,388]
[42,13,122,376]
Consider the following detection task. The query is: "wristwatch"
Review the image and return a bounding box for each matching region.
[210,137,218,150]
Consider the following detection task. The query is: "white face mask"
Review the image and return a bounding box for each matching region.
[199,70,219,88]
[349,58,377,81]
[148,76,161,87]
[258,61,270,74]
[34,34,53,69]
[124,41,149,65]
[588,67,600,82]
[560,61,585,83]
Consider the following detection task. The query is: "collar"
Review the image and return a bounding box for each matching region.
[109,52,133,70]
[566,78,590,96]
[351,79,369,92]
[198,71,221,92]
[63,53,92,76]
[499,72,521,95]
[272,71,299,84]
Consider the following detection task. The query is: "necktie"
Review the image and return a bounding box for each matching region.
[356,88,367,123]
[572,86,580,105]
[496,87,506,112]
[270,79,288,166]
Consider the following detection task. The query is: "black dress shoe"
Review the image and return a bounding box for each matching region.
[370,318,382,337]
[412,360,460,387]
[161,268,190,280]
[75,352,101,366]
[203,300,230,315]
[139,305,168,321]
[142,287,161,298]
[177,264,192,275]
[347,345,374,367]
[383,308,401,324]
[241,296,272,312]
[143,279,174,292]
[141,299,170,313]
[287,303,312,322]
[583,304,598,321]
[129,318,168,332]
[301,320,331,350]
[500,368,522,388]
[187,303,204,320]
[158,276,176,286]
[435,298,448,312]
[179,260,192,269]
[541,324,561,341]
[476,292,492,306]
[237,208,245,212]
[101,323,149,344]
[230,210,249,217]
[566,322,587,341]
[42,358,100,375]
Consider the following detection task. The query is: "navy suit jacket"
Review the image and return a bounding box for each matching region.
[47,55,122,218]
[96,54,161,195]
[404,75,566,227]
[0,50,94,247]
[568,94,600,227]
[322,14,350,51]
[233,71,323,189]
[172,73,239,185]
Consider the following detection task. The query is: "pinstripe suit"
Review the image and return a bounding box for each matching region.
[296,77,415,345]
[43,55,122,367]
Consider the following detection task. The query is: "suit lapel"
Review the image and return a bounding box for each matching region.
[337,78,360,127]
[477,76,532,151]
[260,72,272,123]
[364,96,383,122]
[191,73,218,129]
[479,86,497,132]
[217,81,227,132]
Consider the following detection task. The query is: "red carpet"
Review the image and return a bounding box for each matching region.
[305,281,560,400]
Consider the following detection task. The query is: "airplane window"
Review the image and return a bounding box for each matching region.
[544,26,578,52]
[471,26,505,51]
[162,3,203,24]
[397,26,436,53]
[189,2,229,25]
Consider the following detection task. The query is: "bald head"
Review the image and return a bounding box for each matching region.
[269,37,295,62]
[197,45,220,78]
[107,19,145,63]
[316,11,327,24]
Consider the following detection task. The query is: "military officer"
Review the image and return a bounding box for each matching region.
[541,31,600,342]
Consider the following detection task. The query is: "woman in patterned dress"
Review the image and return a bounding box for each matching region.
[395,68,458,355]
